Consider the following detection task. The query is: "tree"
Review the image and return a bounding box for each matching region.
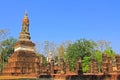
[58,45,65,59]
[0,37,17,71]
[1,37,17,58]
[65,39,95,71]
[34,42,42,54]
[93,40,116,72]
[82,56,91,73]
[91,50,102,72]
[0,29,9,72]
[60,40,72,51]
[0,29,9,41]
[0,29,9,59]
[43,41,57,57]
[95,40,111,52]
[104,47,116,58]
[35,41,58,66]
[57,45,65,66]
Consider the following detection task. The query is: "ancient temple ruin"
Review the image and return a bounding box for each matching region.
[2,12,39,76]
[1,12,120,80]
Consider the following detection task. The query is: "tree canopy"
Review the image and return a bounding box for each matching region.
[65,39,116,72]
[65,39,95,71]
[0,37,17,71]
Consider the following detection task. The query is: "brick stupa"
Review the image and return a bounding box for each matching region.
[2,12,39,76]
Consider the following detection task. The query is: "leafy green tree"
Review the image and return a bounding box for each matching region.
[0,29,9,72]
[91,50,102,72]
[93,40,116,72]
[65,39,95,71]
[1,37,17,59]
[82,56,91,73]
[0,37,17,70]
[104,47,116,58]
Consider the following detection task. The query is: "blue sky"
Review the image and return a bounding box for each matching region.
[0,0,120,53]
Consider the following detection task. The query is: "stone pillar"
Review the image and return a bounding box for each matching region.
[112,58,117,72]
[88,63,92,73]
[47,62,51,74]
[102,54,108,74]
[108,57,113,73]
[66,59,69,74]
[40,56,43,75]
[116,55,120,73]
[60,58,65,74]
[91,59,98,73]
[51,59,54,74]
[76,57,82,74]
